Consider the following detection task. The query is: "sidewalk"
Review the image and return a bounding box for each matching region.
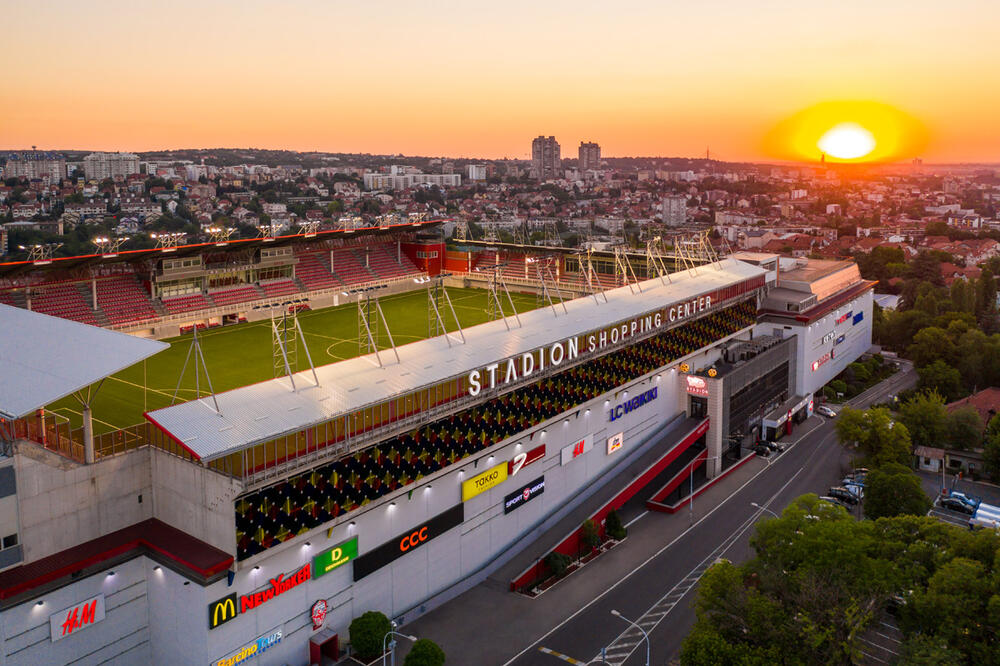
[396,453,768,665]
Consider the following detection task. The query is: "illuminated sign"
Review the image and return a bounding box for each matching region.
[240,563,311,613]
[561,434,594,465]
[354,504,464,581]
[312,537,359,579]
[463,281,766,398]
[811,350,835,372]
[821,331,836,344]
[462,462,508,501]
[835,335,845,345]
[853,312,864,325]
[508,445,545,476]
[504,476,545,514]
[310,600,329,630]
[50,594,105,642]
[685,375,709,397]
[607,432,624,455]
[213,628,282,666]
[609,387,658,421]
[836,311,852,325]
[208,593,239,630]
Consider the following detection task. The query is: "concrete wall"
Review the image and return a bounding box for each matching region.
[0,460,21,571]
[149,448,244,556]
[13,444,152,564]
[0,556,151,666]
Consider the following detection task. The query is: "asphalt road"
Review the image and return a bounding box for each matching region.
[506,361,917,666]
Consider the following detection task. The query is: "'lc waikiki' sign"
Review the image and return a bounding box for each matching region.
[467,294,716,397]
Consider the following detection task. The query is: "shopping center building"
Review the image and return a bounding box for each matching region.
[0,253,872,665]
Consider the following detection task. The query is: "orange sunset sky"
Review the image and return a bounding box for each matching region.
[2,0,999,163]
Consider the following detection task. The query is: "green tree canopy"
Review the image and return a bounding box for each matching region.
[863,463,932,519]
[835,407,912,467]
[944,407,983,451]
[349,611,391,661]
[898,390,948,450]
[403,639,446,666]
[917,360,963,401]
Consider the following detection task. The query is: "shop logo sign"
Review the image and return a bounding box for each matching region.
[208,592,239,630]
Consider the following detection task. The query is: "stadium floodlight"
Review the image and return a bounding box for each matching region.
[206,226,236,245]
[299,220,321,237]
[151,232,185,250]
[19,243,62,263]
[92,236,126,256]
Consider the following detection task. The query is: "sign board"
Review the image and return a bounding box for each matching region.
[51,594,105,642]
[508,445,545,476]
[312,537,358,579]
[836,311,852,325]
[504,476,545,514]
[606,432,624,455]
[353,504,464,581]
[821,331,836,344]
[560,434,594,465]
[811,349,835,372]
[853,311,864,325]
[240,563,311,613]
[310,600,329,630]
[608,387,658,421]
[208,593,239,630]
[462,462,508,501]
[685,375,709,397]
[211,628,282,666]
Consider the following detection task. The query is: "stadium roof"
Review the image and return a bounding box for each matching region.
[145,259,765,462]
[0,220,441,281]
[0,305,168,420]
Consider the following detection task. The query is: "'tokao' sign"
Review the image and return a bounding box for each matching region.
[462,462,508,501]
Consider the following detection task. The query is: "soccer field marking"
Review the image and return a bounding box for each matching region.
[106,375,203,401]
[51,406,129,431]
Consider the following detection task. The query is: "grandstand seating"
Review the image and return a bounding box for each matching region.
[161,293,211,314]
[209,284,262,307]
[259,278,299,299]
[329,248,374,286]
[97,275,158,325]
[0,289,15,307]
[365,246,420,280]
[294,252,341,291]
[29,283,99,326]
[233,298,758,560]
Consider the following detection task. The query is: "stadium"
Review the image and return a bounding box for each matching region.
[0,222,874,665]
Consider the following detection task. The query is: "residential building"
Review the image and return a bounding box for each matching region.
[661,195,687,227]
[82,153,140,180]
[578,142,601,171]
[466,164,488,181]
[531,136,561,181]
[3,151,66,182]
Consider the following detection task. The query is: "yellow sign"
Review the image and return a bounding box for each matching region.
[462,463,508,501]
[679,363,690,373]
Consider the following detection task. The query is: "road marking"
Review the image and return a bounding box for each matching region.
[624,511,647,528]
[538,647,585,664]
[860,650,888,664]
[875,631,902,644]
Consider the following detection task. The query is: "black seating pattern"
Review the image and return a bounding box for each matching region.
[234,299,756,560]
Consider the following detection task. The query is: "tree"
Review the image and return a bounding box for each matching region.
[898,390,948,450]
[898,635,963,665]
[545,552,572,578]
[835,407,912,467]
[917,360,963,401]
[976,268,997,318]
[906,327,952,368]
[944,407,983,451]
[403,639,446,666]
[984,415,1000,481]
[604,510,627,540]
[581,519,601,551]
[863,463,932,519]
[349,611,391,661]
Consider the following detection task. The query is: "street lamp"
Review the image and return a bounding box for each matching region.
[750,502,779,518]
[382,622,417,666]
[690,455,721,525]
[610,609,650,666]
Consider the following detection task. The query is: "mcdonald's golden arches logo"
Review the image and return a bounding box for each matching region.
[208,592,238,630]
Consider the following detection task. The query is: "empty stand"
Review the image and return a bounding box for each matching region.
[161,292,211,314]
[97,275,158,325]
[29,283,98,326]
[259,278,299,299]
[209,284,262,307]
[364,246,420,280]
[329,248,374,286]
[294,252,341,291]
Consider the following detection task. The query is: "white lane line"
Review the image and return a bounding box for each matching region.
[624,511,648,528]
[860,650,888,664]
[875,631,902,644]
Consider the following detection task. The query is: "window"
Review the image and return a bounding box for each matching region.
[1,533,16,549]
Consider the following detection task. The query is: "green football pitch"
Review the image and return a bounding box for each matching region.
[46,287,545,434]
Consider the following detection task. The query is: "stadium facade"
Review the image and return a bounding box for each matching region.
[0,234,874,665]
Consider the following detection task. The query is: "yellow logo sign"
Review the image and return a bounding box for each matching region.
[462,462,508,501]
[208,593,238,630]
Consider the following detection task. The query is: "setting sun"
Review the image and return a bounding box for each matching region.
[818,122,876,160]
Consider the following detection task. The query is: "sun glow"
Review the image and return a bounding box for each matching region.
[762,101,928,163]
[818,123,876,160]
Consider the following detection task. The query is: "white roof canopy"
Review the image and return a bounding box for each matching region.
[146,259,765,461]
[0,304,168,420]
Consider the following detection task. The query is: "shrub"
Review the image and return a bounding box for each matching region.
[829,379,848,396]
[349,610,391,661]
[545,552,572,578]
[581,518,601,551]
[404,639,446,666]
[605,510,627,540]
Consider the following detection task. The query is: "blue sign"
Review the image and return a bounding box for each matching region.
[853,312,864,325]
[608,387,657,422]
[835,335,845,345]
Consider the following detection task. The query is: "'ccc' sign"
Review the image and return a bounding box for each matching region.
[400,526,429,552]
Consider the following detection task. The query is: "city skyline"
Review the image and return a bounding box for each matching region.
[3,0,1000,163]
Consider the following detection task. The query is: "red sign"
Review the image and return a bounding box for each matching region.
[811,350,835,372]
[508,445,545,476]
[311,599,329,630]
[50,594,105,642]
[685,375,709,396]
[241,563,311,613]
[836,311,852,325]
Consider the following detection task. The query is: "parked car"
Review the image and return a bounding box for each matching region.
[816,405,837,418]
[844,482,864,500]
[819,495,849,508]
[828,487,860,505]
[941,496,977,514]
[752,443,771,457]
[762,440,786,453]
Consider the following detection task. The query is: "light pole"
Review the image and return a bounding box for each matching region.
[750,502,779,518]
[690,455,721,525]
[382,622,417,666]
[610,609,650,666]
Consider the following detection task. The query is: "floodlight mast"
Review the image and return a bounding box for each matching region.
[92,236,126,255]
[151,232,185,250]
[19,243,62,262]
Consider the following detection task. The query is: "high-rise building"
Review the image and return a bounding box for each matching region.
[3,151,66,182]
[661,195,688,227]
[82,152,140,180]
[578,142,601,170]
[531,136,561,181]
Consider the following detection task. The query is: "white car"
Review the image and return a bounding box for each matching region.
[816,405,837,418]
